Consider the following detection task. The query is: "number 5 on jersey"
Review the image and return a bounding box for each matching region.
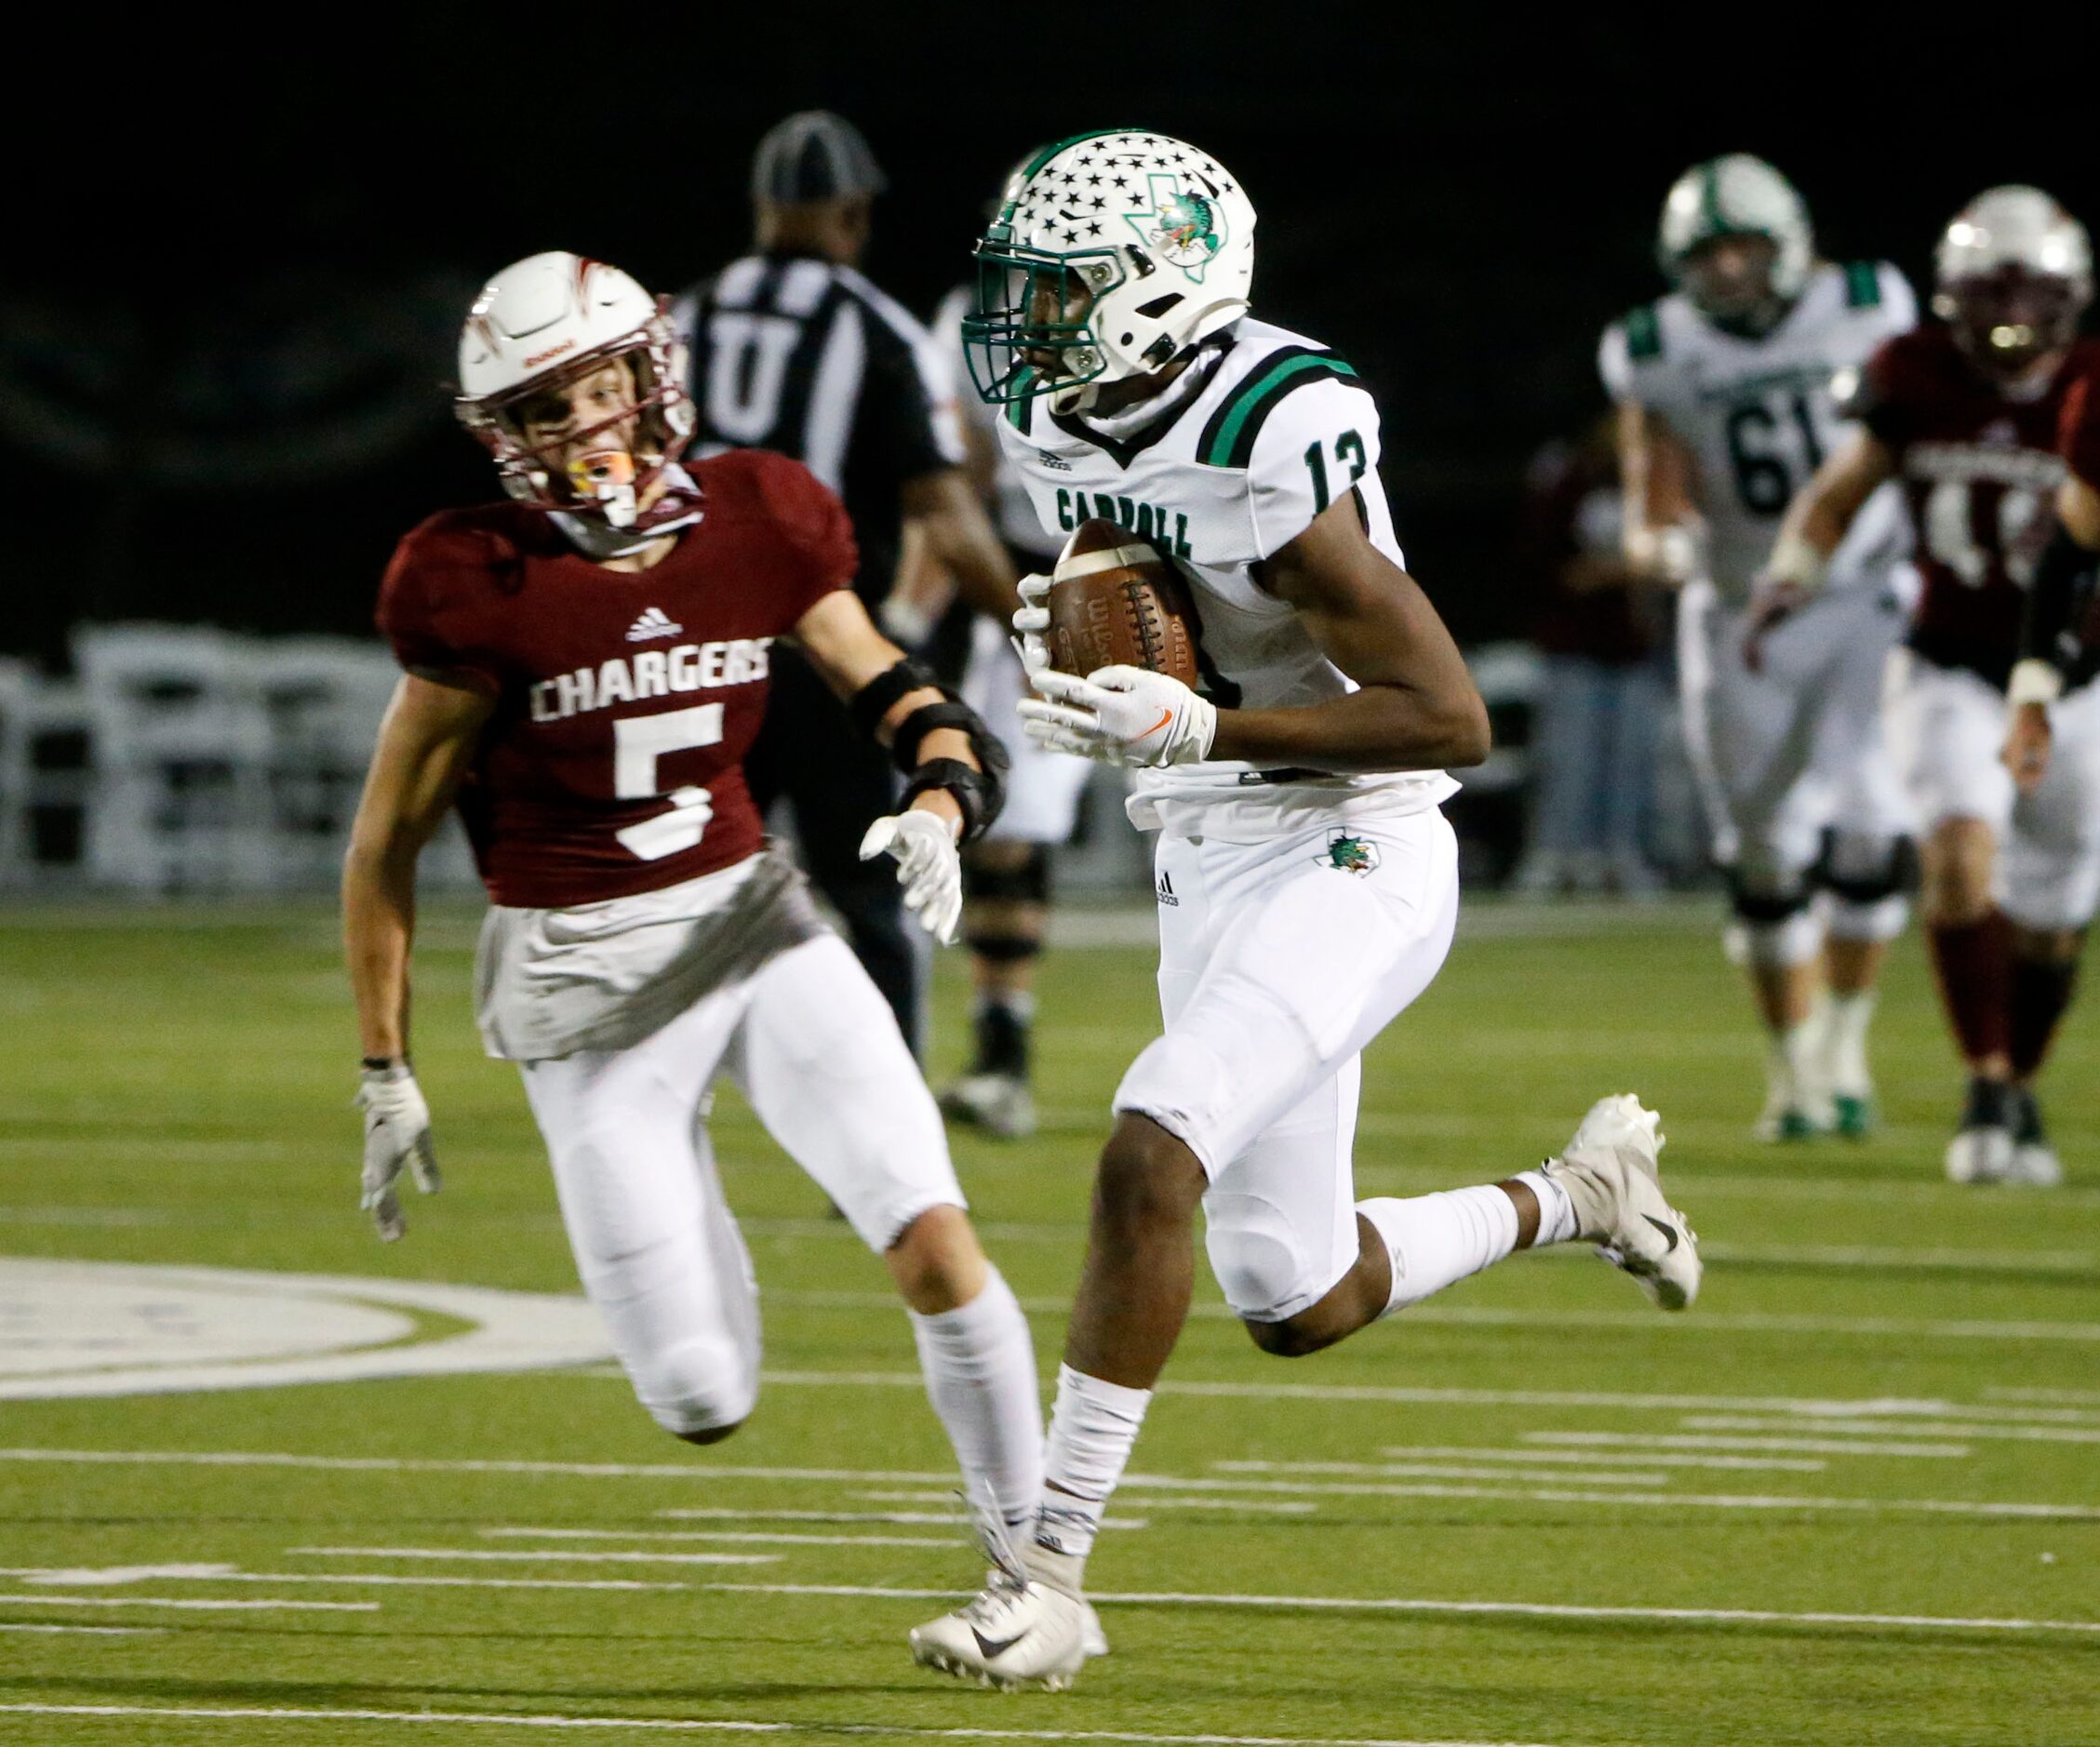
[613,704,723,860]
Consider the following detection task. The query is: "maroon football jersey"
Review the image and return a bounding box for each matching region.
[378,449,855,907]
[1860,327,2100,686]
[2063,369,2100,491]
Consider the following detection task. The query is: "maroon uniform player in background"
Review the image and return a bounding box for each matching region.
[339,253,1050,1545]
[1766,188,2099,1185]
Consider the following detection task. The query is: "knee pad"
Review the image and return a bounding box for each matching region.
[963,844,1051,904]
[635,1338,759,1439]
[1203,1191,1316,1323]
[1726,862,1815,927]
[1817,829,1920,907]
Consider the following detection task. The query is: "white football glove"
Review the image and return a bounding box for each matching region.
[355,1063,440,1243]
[1010,573,1052,677]
[859,808,964,944]
[1018,665,1218,768]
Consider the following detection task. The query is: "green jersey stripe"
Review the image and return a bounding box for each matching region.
[1198,350,1358,469]
[1843,261,1883,309]
[1006,369,1036,434]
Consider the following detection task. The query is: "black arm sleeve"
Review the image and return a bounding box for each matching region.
[2020,521,2100,673]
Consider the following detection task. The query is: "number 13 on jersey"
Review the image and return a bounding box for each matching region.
[612,704,723,860]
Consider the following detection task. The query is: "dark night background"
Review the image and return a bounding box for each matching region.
[7,15,2091,667]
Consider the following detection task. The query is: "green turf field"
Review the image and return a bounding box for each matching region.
[2,898,2096,1746]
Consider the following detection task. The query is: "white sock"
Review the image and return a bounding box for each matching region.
[908,1267,1042,1532]
[1358,1186,1522,1316]
[1036,1363,1151,1567]
[1769,1019,1819,1106]
[1823,989,1877,1094]
[1512,1167,1579,1245]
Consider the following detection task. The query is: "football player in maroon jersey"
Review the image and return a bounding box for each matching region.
[341,254,1051,1542]
[1759,189,2098,1184]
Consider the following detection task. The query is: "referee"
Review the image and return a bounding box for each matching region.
[679,111,1018,1057]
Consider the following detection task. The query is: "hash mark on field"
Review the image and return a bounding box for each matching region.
[0,1590,377,1612]
[0,1701,1554,1745]
[1526,1433,1971,1459]
[1362,1447,1832,1474]
[1682,1415,2100,1445]
[856,1488,1285,1517]
[657,1508,1070,1527]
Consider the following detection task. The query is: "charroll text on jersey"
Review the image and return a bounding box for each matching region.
[1599,261,1918,597]
[376,450,854,908]
[998,317,1454,832]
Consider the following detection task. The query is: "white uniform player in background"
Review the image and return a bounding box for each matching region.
[926,275,1096,1139]
[908,129,1704,1692]
[1603,153,1920,1140]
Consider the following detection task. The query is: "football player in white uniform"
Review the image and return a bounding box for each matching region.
[1604,154,1920,1140]
[926,273,1097,1140]
[907,130,1703,1691]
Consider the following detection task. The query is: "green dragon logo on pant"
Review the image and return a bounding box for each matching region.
[1318,833,1380,875]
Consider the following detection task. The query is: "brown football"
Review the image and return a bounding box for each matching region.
[1045,518,1200,687]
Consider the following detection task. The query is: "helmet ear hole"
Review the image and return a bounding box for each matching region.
[1135,292,1184,319]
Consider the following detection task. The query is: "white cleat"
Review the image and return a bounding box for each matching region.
[939,1073,1038,1140]
[2007,1088,2064,1188]
[910,1568,1090,1691]
[1946,1078,2014,1185]
[1541,1094,1701,1311]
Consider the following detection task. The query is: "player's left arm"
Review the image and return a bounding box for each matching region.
[793,589,1009,941]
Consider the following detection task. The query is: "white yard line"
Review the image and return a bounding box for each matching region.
[655,1508,1090,1527]
[0,1703,1552,1747]
[0,1591,377,1611]
[291,1547,780,1567]
[1681,1415,2100,1445]
[699,1582,2100,1638]
[1524,1433,1972,1458]
[1194,1462,1677,1487]
[480,1528,960,1549]
[0,1620,158,1634]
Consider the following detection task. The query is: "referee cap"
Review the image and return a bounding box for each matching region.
[751,111,887,205]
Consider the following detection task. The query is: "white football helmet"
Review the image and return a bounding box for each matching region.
[1658,154,1814,321]
[454,251,692,527]
[965,129,1254,415]
[1933,186,2093,374]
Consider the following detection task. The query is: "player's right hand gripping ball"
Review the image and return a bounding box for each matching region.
[1040,519,1200,687]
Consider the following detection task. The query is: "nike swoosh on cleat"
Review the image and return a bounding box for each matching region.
[972,1627,1025,1660]
[1641,1213,1679,1252]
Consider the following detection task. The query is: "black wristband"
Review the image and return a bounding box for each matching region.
[890,700,982,771]
[903,757,1004,843]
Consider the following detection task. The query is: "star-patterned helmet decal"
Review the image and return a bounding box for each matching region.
[1010,138,1237,260]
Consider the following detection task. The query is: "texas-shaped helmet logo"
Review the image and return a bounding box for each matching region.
[1128,173,1225,281]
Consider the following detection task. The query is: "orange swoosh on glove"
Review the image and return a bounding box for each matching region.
[1140,709,1173,740]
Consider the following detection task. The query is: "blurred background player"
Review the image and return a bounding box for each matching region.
[677,112,1020,1057]
[343,252,1045,1520]
[1508,416,1668,897]
[928,207,1097,1140]
[1604,154,1919,1140]
[1768,187,2099,1184]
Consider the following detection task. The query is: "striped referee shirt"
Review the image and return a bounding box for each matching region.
[675,252,965,605]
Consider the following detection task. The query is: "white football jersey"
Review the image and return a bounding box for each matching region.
[996,317,1456,834]
[1599,261,1918,600]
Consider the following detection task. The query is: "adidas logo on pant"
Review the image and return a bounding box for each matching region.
[1156,871,1179,907]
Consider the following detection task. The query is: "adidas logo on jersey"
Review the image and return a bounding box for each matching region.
[626,607,684,642]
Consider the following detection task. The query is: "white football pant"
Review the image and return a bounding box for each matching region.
[1678,579,1915,963]
[520,932,965,1436]
[1114,810,1460,1322]
[1890,657,2100,932]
